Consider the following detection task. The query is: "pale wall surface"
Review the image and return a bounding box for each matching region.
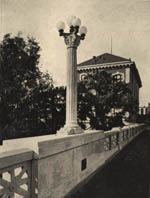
[0,134,59,153]
[37,130,105,198]
[37,124,145,198]
[0,124,145,198]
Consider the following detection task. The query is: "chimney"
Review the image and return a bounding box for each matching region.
[93,56,96,62]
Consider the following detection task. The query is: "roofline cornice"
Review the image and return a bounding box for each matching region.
[77,61,133,71]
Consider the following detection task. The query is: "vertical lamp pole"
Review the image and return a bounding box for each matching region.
[56,16,87,135]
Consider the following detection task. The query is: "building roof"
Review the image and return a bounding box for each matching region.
[77,52,142,88]
[78,53,130,67]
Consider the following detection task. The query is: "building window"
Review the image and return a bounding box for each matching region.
[80,73,87,81]
[112,72,124,84]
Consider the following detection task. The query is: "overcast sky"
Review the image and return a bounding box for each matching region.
[0,0,150,106]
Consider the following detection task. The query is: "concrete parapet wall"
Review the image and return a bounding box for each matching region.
[37,123,145,198]
[0,123,146,198]
[37,131,105,198]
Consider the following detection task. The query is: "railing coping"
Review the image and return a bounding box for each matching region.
[104,123,145,136]
[0,148,34,169]
[38,130,105,159]
[1,134,59,154]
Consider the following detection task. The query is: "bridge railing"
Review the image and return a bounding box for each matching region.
[0,123,146,198]
[104,124,145,154]
[0,148,38,198]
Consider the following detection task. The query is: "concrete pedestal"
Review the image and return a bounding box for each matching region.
[57,124,83,135]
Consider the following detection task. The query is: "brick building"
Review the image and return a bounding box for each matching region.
[77,53,142,105]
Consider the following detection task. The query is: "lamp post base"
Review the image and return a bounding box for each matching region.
[57,124,84,136]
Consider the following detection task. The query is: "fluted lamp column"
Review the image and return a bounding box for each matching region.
[56,16,87,135]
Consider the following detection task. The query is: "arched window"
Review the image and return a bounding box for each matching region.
[112,72,124,84]
[80,73,87,81]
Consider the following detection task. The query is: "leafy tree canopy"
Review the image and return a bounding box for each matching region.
[78,71,135,130]
[0,33,41,106]
[0,33,54,138]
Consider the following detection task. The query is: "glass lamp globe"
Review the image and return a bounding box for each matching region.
[56,21,65,31]
[79,26,87,35]
[72,17,81,27]
[67,15,76,27]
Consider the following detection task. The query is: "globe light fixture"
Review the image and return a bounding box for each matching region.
[67,15,76,33]
[79,26,88,40]
[72,17,81,27]
[56,21,65,36]
[56,16,87,135]
[67,15,76,27]
[72,17,81,33]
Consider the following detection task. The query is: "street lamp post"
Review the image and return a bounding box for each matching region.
[56,16,87,135]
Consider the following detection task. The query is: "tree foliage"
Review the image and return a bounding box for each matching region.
[78,71,135,130]
[0,33,55,139]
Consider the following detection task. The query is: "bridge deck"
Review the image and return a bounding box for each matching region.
[71,130,150,198]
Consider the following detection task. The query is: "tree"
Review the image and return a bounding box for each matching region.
[0,33,46,139]
[78,71,113,130]
[0,33,68,139]
[50,86,66,133]
[78,71,133,130]
[24,71,54,136]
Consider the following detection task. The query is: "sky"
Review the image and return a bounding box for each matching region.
[0,0,150,106]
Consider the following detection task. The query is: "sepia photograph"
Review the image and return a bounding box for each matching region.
[0,0,150,197]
